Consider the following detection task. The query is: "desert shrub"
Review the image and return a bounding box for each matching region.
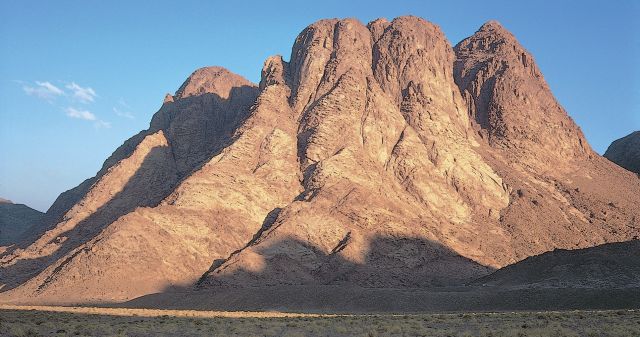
[10,326,39,337]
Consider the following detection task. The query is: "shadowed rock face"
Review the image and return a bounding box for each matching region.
[1,16,639,305]
[605,131,640,174]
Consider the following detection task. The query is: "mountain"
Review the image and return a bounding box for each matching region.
[1,16,639,306]
[0,199,44,247]
[604,131,640,174]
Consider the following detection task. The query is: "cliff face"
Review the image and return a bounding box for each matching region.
[605,131,640,174]
[1,16,638,304]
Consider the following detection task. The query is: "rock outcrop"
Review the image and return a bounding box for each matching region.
[604,131,640,174]
[1,16,638,305]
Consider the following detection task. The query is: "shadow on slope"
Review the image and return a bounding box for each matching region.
[12,85,259,253]
[0,145,175,291]
[199,235,494,288]
[121,234,497,311]
[122,240,640,313]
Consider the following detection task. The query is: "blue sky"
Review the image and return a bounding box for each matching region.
[1,0,638,211]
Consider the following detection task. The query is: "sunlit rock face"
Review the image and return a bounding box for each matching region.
[1,16,639,304]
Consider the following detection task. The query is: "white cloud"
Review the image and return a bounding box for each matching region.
[65,107,96,121]
[94,120,112,129]
[65,82,97,103]
[65,107,111,128]
[20,80,112,128]
[22,81,65,101]
[113,99,134,119]
[37,81,64,95]
[113,106,134,119]
[117,98,131,109]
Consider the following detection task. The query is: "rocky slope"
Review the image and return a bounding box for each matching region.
[475,240,640,289]
[0,200,44,246]
[604,131,640,174]
[1,16,638,305]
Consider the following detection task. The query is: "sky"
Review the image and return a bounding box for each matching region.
[0,0,638,211]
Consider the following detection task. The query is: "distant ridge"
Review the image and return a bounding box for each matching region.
[605,131,640,174]
[474,240,640,289]
[0,200,44,246]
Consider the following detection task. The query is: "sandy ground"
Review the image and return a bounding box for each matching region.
[0,304,330,318]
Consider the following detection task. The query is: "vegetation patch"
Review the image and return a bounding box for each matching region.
[0,308,638,337]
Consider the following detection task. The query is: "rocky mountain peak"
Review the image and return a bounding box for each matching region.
[174,66,256,100]
[478,20,511,35]
[454,21,590,169]
[260,55,290,90]
[366,18,390,42]
[472,20,529,57]
[457,20,536,76]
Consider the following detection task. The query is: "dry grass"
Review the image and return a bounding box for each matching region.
[0,305,638,337]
